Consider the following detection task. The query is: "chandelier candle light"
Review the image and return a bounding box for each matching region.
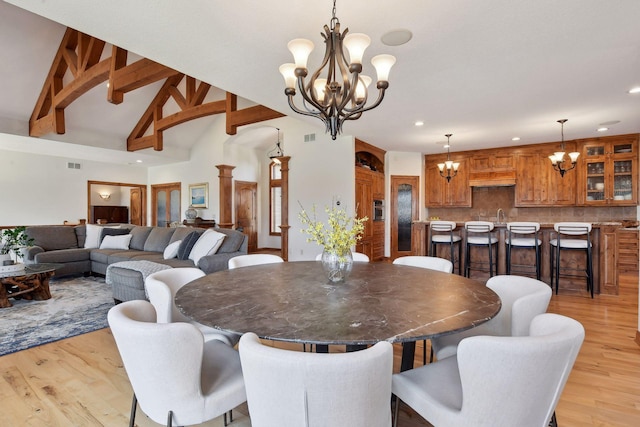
[549,119,580,177]
[279,0,396,140]
[438,134,459,182]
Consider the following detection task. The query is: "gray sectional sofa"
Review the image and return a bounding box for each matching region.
[24,224,248,277]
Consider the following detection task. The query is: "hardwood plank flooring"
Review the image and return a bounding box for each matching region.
[0,273,638,426]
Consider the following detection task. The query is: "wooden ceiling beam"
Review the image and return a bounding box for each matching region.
[111,58,180,94]
[225,92,284,135]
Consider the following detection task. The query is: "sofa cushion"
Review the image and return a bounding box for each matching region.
[100,234,133,250]
[100,227,131,244]
[129,226,153,251]
[169,227,204,244]
[177,231,200,260]
[143,227,175,252]
[189,229,226,265]
[34,248,90,263]
[74,225,87,248]
[217,228,245,253]
[26,226,78,251]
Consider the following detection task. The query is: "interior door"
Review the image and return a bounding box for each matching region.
[151,183,181,227]
[390,175,419,260]
[235,181,258,252]
[129,187,143,225]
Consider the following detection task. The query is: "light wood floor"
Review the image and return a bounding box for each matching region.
[0,273,638,426]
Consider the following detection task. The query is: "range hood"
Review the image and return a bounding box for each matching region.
[468,171,516,187]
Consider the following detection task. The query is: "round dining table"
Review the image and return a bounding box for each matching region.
[175,261,501,370]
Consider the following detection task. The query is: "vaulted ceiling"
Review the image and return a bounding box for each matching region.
[2,0,640,166]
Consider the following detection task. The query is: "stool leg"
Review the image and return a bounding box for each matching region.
[535,243,541,281]
[587,246,594,298]
[555,246,560,295]
[488,243,493,277]
[457,241,462,275]
[506,243,511,275]
[549,244,555,291]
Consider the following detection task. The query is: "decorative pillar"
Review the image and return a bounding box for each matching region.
[278,156,291,261]
[216,164,235,229]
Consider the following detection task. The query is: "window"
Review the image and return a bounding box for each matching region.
[269,162,282,235]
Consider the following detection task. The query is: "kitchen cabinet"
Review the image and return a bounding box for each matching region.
[616,228,639,276]
[468,152,516,186]
[425,156,471,207]
[515,149,576,207]
[355,139,386,261]
[578,134,638,206]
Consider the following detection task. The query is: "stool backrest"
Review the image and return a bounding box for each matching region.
[506,222,540,234]
[554,222,592,235]
[464,221,495,233]
[430,220,457,232]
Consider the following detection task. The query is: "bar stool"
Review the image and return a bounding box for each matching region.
[464,221,498,278]
[429,220,462,274]
[506,222,542,280]
[549,222,593,298]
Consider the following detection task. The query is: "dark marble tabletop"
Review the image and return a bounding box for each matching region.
[175,261,501,346]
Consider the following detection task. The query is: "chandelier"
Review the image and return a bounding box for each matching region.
[279,0,396,140]
[268,127,284,164]
[548,119,579,177]
[438,134,459,182]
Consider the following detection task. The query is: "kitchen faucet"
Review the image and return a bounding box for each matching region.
[496,208,506,224]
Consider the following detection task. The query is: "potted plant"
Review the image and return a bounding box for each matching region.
[1,226,34,265]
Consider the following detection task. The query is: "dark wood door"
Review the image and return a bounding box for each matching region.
[390,175,419,261]
[129,187,143,225]
[235,181,257,252]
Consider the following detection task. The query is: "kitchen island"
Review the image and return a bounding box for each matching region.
[412,221,638,295]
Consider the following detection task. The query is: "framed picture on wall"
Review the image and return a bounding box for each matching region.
[189,183,209,208]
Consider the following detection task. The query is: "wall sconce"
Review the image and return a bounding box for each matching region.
[99,192,111,200]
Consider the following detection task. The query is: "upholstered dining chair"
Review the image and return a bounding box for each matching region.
[392,313,584,427]
[228,254,284,269]
[315,251,370,262]
[431,275,552,361]
[393,255,454,364]
[392,255,453,273]
[108,300,246,427]
[239,332,393,427]
[145,268,241,346]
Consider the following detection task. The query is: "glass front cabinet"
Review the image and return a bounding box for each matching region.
[579,135,638,206]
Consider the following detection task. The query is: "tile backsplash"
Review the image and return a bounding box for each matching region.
[426,186,637,223]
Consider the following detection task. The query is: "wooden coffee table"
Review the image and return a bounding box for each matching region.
[0,263,60,308]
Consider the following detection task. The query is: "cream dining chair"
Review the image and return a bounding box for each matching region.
[108,300,246,427]
[239,332,393,427]
[228,254,284,269]
[145,268,241,346]
[392,313,585,427]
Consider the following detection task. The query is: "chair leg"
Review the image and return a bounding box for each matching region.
[549,410,558,427]
[167,410,173,427]
[129,393,137,427]
[393,396,401,427]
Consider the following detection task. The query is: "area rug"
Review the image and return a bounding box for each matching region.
[0,275,114,356]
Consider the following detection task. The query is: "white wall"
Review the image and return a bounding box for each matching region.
[0,147,146,225]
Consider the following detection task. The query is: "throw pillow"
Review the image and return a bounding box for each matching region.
[163,240,182,259]
[85,224,121,249]
[188,229,226,265]
[177,231,200,260]
[100,227,130,244]
[99,234,132,250]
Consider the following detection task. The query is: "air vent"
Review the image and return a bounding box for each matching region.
[304,133,316,142]
[67,162,81,170]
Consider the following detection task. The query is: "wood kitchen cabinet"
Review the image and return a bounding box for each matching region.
[616,228,639,276]
[425,155,471,207]
[578,134,638,206]
[355,139,386,261]
[515,148,576,207]
[468,151,516,186]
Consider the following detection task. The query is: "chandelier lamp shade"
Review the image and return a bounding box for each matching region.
[549,119,580,177]
[279,0,396,140]
[268,127,284,164]
[438,134,459,182]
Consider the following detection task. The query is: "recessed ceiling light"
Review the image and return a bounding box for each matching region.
[381,29,412,46]
[597,127,608,132]
[629,87,640,94]
[512,137,520,141]
[414,121,424,126]
[136,160,142,163]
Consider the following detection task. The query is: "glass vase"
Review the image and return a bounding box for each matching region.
[320,248,353,283]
